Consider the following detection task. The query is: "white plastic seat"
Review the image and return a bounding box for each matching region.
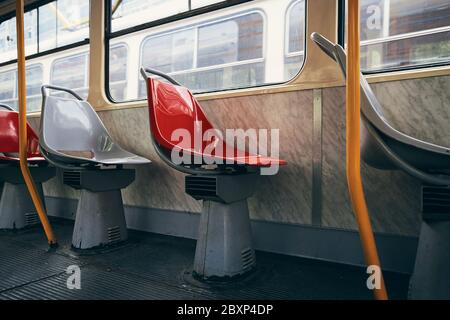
[40,85,150,168]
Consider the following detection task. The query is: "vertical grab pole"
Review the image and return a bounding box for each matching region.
[346,0,387,300]
[16,0,57,246]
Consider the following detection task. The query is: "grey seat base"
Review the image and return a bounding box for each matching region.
[194,199,256,279]
[0,166,54,230]
[187,173,258,280]
[72,189,128,250]
[409,220,450,299]
[61,168,133,250]
[0,182,44,230]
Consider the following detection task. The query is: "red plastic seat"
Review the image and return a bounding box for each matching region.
[0,109,44,162]
[141,69,286,169]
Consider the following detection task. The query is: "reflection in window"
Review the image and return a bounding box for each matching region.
[139,12,265,97]
[285,0,306,79]
[51,53,89,99]
[197,20,239,67]
[0,0,90,64]
[109,45,128,101]
[358,0,450,71]
[0,65,43,113]
[141,29,195,74]
[0,71,15,103]
[111,0,189,32]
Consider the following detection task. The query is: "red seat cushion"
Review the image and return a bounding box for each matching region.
[145,78,286,167]
[0,110,44,161]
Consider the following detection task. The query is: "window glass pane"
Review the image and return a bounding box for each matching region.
[287,1,305,53]
[357,0,450,72]
[111,0,189,32]
[139,12,264,97]
[191,0,226,9]
[285,0,306,79]
[0,17,18,63]
[0,1,89,64]
[0,65,43,112]
[197,13,264,68]
[25,65,43,113]
[24,10,38,56]
[197,20,239,67]
[0,70,16,103]
[142,29,195,74]
[39,3,58,51]
[51,52,89,99]
[56,0,90,47]
[109,44,128,101]
[108,0,307,102]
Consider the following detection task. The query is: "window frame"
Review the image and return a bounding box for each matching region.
[104,0,306,103]
[0,0,90,69]
[338,0,450,74]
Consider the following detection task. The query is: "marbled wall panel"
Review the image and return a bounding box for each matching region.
[371,75,450,148]
[27,74,448,235]
[200,91,313,223]
[30,90,314,224]
[321,80,442,236]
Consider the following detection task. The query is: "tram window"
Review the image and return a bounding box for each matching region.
[0,65,43,113]
[136,12,264,98]
[0,0,90,64]
[109,45,129,101]
[25,65,44,113]
[111,0,189,32]
[107,0,306,102]
[51,52,89,99]
[285,0,306,79]
[350,0,450,72]
[0,70,16,109]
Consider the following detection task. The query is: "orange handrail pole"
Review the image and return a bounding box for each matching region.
[346,0,387,300]
[16,0,57,246]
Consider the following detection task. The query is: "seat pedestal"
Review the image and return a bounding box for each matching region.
[409,185,450,299]
[194,199,255,279]
[0,182,44,229]
[186,173,258,280]
[61,168,135,250]
[0,166,55,230]
[409,221,450,299]
[72,189,128,250]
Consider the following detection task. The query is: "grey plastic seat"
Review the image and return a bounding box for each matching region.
[311,32,450,299]
[40,85,150,168]
[311,32,450,186]
[39,85,151,250]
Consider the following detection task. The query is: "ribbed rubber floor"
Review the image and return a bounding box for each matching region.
[0,219,410,300]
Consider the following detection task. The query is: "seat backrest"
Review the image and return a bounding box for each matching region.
[40,92,116,160]
[144,75,216,152]
[0,109,40,157]
[310,32,450,155]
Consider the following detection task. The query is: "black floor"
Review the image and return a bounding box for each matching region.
[0,219,410,300]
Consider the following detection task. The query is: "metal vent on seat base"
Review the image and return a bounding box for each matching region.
[185,176,217,200]
[62,171,81,188]
[108,226,121,243]
[241,248,256,272]
[25,212,39,226]
[422,185,450,221]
